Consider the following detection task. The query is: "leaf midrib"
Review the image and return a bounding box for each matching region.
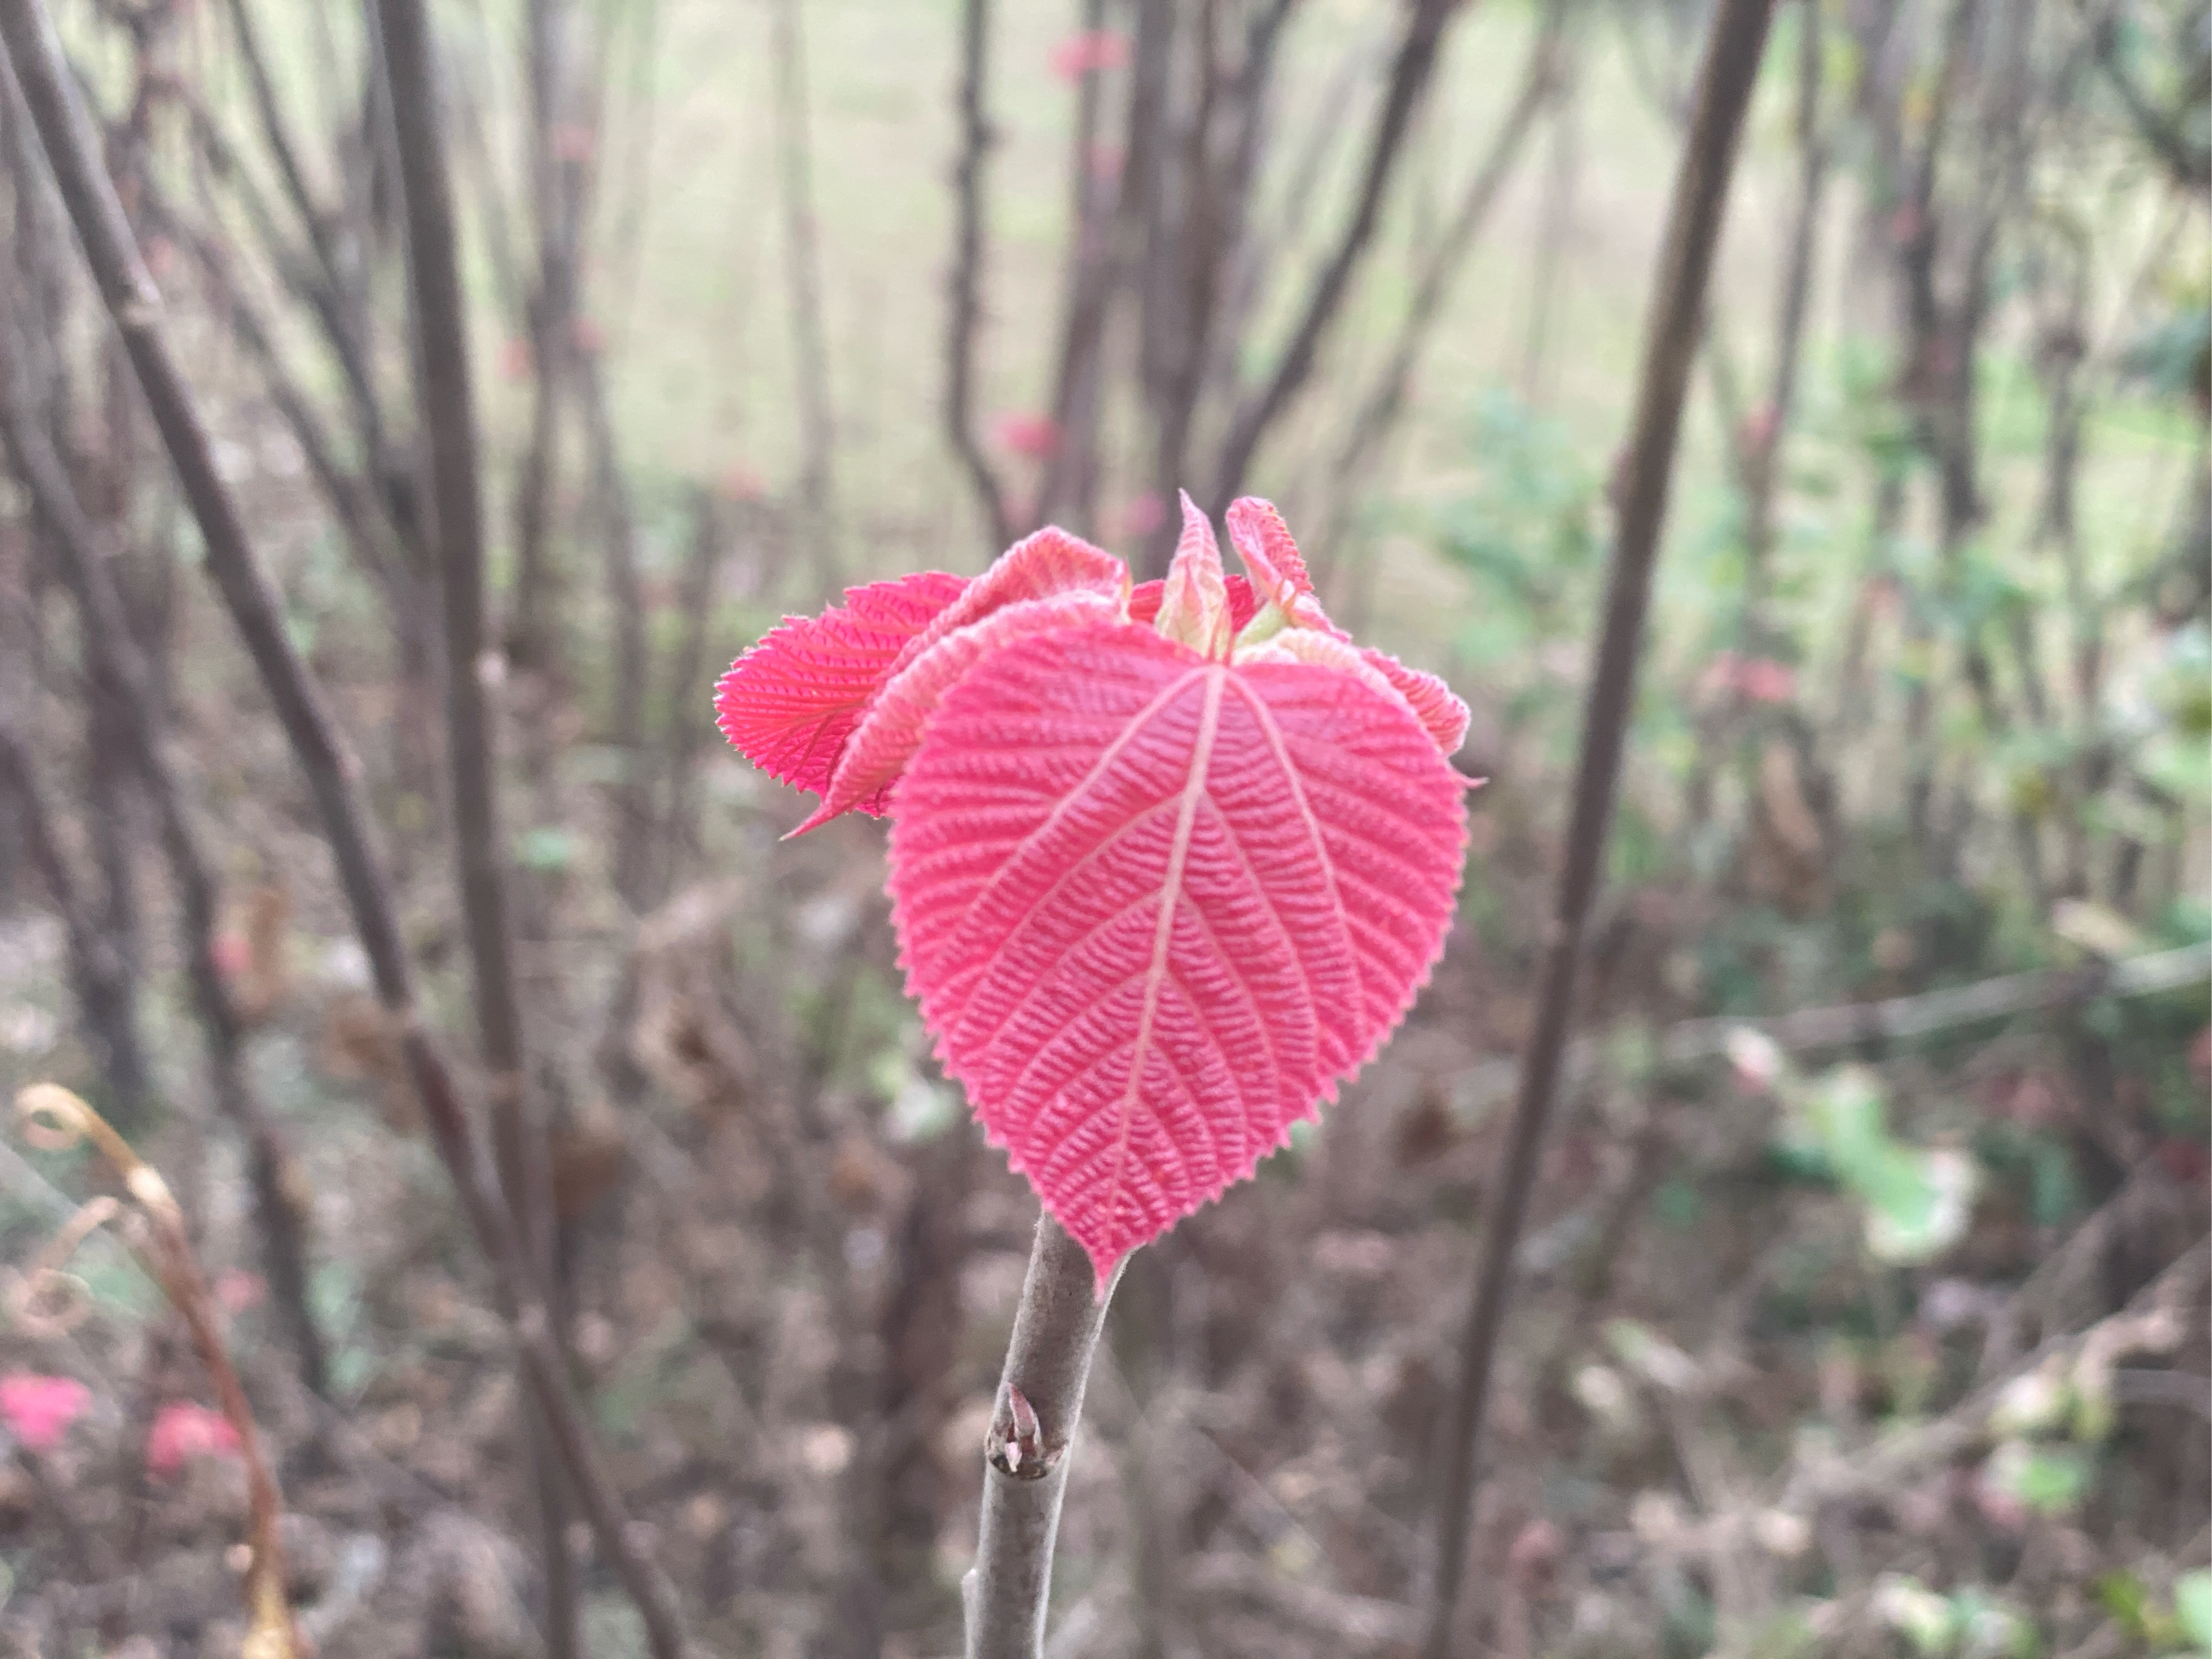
[1097,666,1228,1248]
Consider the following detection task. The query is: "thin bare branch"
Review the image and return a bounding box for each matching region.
[946,0,1012,551]
[0,292,329,1397]
[2093,17,2210,196]
[1092,0,1174,567]
[599,0,665,338]
[771,0,839,587]
[0,726,148,1156]
[1667,940,2212,1060]
[1137,0,1297,580]
[183,97,394,520]
[1739,0,1829,637]
[1455,941,2212,1127]
[580,348,654,912]
[647,485,728,902]
[373,0,577,1648]
[1031,0,1112,533]
[1207,0,1461,509]
[150,198,411,610]
[507,0,579,676]
[17,1084,302,1654]
[1421,2,1778,1651]
[1781,1238,2211,1514]
[221,0,343,294]
[1313,1,1563,583]
[1517,28,1581,406]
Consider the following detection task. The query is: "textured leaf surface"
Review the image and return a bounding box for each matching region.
[887,621,1466,1284]
[1247,632,1473,758]
[879,525,1124,690]
[1243,633,1471,757]
[761,525,1125,831]
[802,591,1121,829]
[1363,649,1471,755]
[713,572,970,812]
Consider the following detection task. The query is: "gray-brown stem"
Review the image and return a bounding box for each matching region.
[372,0,577,1651]
[963,1214,1121,1659]
[771,0,840,590]
[945,0,1011,551]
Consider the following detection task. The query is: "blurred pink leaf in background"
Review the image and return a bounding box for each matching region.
[146,1401,242,1478]
[1048,29,1128,80]
[992,411,1062,460]
[0,1374,90,1452]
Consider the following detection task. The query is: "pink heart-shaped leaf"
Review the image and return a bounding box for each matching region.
[887,620,1466,1286]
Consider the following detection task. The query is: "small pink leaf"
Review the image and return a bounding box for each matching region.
[1153,492,1232,658]
[1241,630,1410,714]
[1048,28,1130,80]
[1224,495,1314,608]
[1129,573,1259,633]
[993,411,1063,460]
[800,590,1121,830]
[715,572,970,812]
[1219,495,1346,640]
[888,621,1466,1286]
[779,528,1126,832]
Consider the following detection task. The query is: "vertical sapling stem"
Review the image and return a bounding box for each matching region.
[962,1215,1122,1659]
